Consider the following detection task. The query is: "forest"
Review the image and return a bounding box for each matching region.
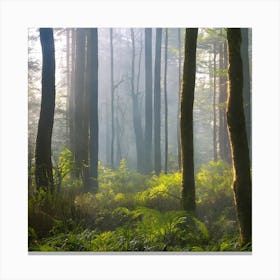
[28,27,252,252]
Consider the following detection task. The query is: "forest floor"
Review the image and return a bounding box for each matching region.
[28,153,251,252]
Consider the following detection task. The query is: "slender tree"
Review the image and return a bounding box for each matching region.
[130,28,144,173]
[87,28,99,192]
[65,29,70,148]
[213,43,218,161]
[177,28,182,170]
[164,28,168,174]
[69,29,76,156]
[180,28,198,212]
[74,29,88,188]
[110,28,115,169]
[218,38,231,163]
[144,28,153,174]
[226,28,252,245]
[154,28,162,175]
[35,28,56,191]
[241,28,251,164]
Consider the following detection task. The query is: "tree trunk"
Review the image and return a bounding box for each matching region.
[213,43,218,161]
[144,28,153,174]
[177,28,182,171]
[69,29,76,157]
[241,28,251,164]
[110,28,115,169]
[35,28,56,191]
[87,28,99,192]
[154,28,162,175]
[164,28,168,174]
[74,29,88,186]
[180,28,198,212]
[223,41,232,163]
[130,28,144,173]
[218,41,225,160]
[226,28,252,246]
[66,29,70,148]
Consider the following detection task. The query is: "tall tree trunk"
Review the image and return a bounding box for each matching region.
[218,41,225,160]
[180,28,198,212]
[164,28,168,174]
[69,29,76,157]
[226,28,252,246]
[223,41,232,163]
[87,28,99,192]
[74,29,87,183]
[154,28,162,175]
[66,29,70,148]
[130,28,144,173]
[35,28,56,191]
[213,43,217,161]
[241,28,251,164]
[218,39,231,163]
[110,28,115,169]
[177,28,182,171]
[144,28,153,174]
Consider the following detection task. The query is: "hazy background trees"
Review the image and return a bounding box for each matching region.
[30,28,251,176]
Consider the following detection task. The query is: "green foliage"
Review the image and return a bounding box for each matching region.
[29,160,248,252]
[98,159,148,194]
[137,173,181,211]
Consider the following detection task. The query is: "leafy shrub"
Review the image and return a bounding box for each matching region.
[98,159,148,194]
[137,173,181,211]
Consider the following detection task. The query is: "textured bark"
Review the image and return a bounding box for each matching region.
[87,28,99,192]
[180,28,198,212]
[226,28,252,245]
[219,40,231,163]
[164,28,168,174]
[35,28,56,191]
[144,28,153,174]
[154,28,162,175]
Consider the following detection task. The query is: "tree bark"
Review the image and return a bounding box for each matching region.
[154,28,162,175]
[87,28,99,192]
[241,28,251,164]
[35,28,56,191]
[144,28,153,174]
[226,28,252,246]
[180,28,198,212]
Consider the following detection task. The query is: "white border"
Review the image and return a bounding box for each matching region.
[0,0,279,279]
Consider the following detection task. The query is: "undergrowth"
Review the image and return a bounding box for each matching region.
[28,149,249,252]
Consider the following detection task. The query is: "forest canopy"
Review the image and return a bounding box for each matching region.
[28,28,252,252]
